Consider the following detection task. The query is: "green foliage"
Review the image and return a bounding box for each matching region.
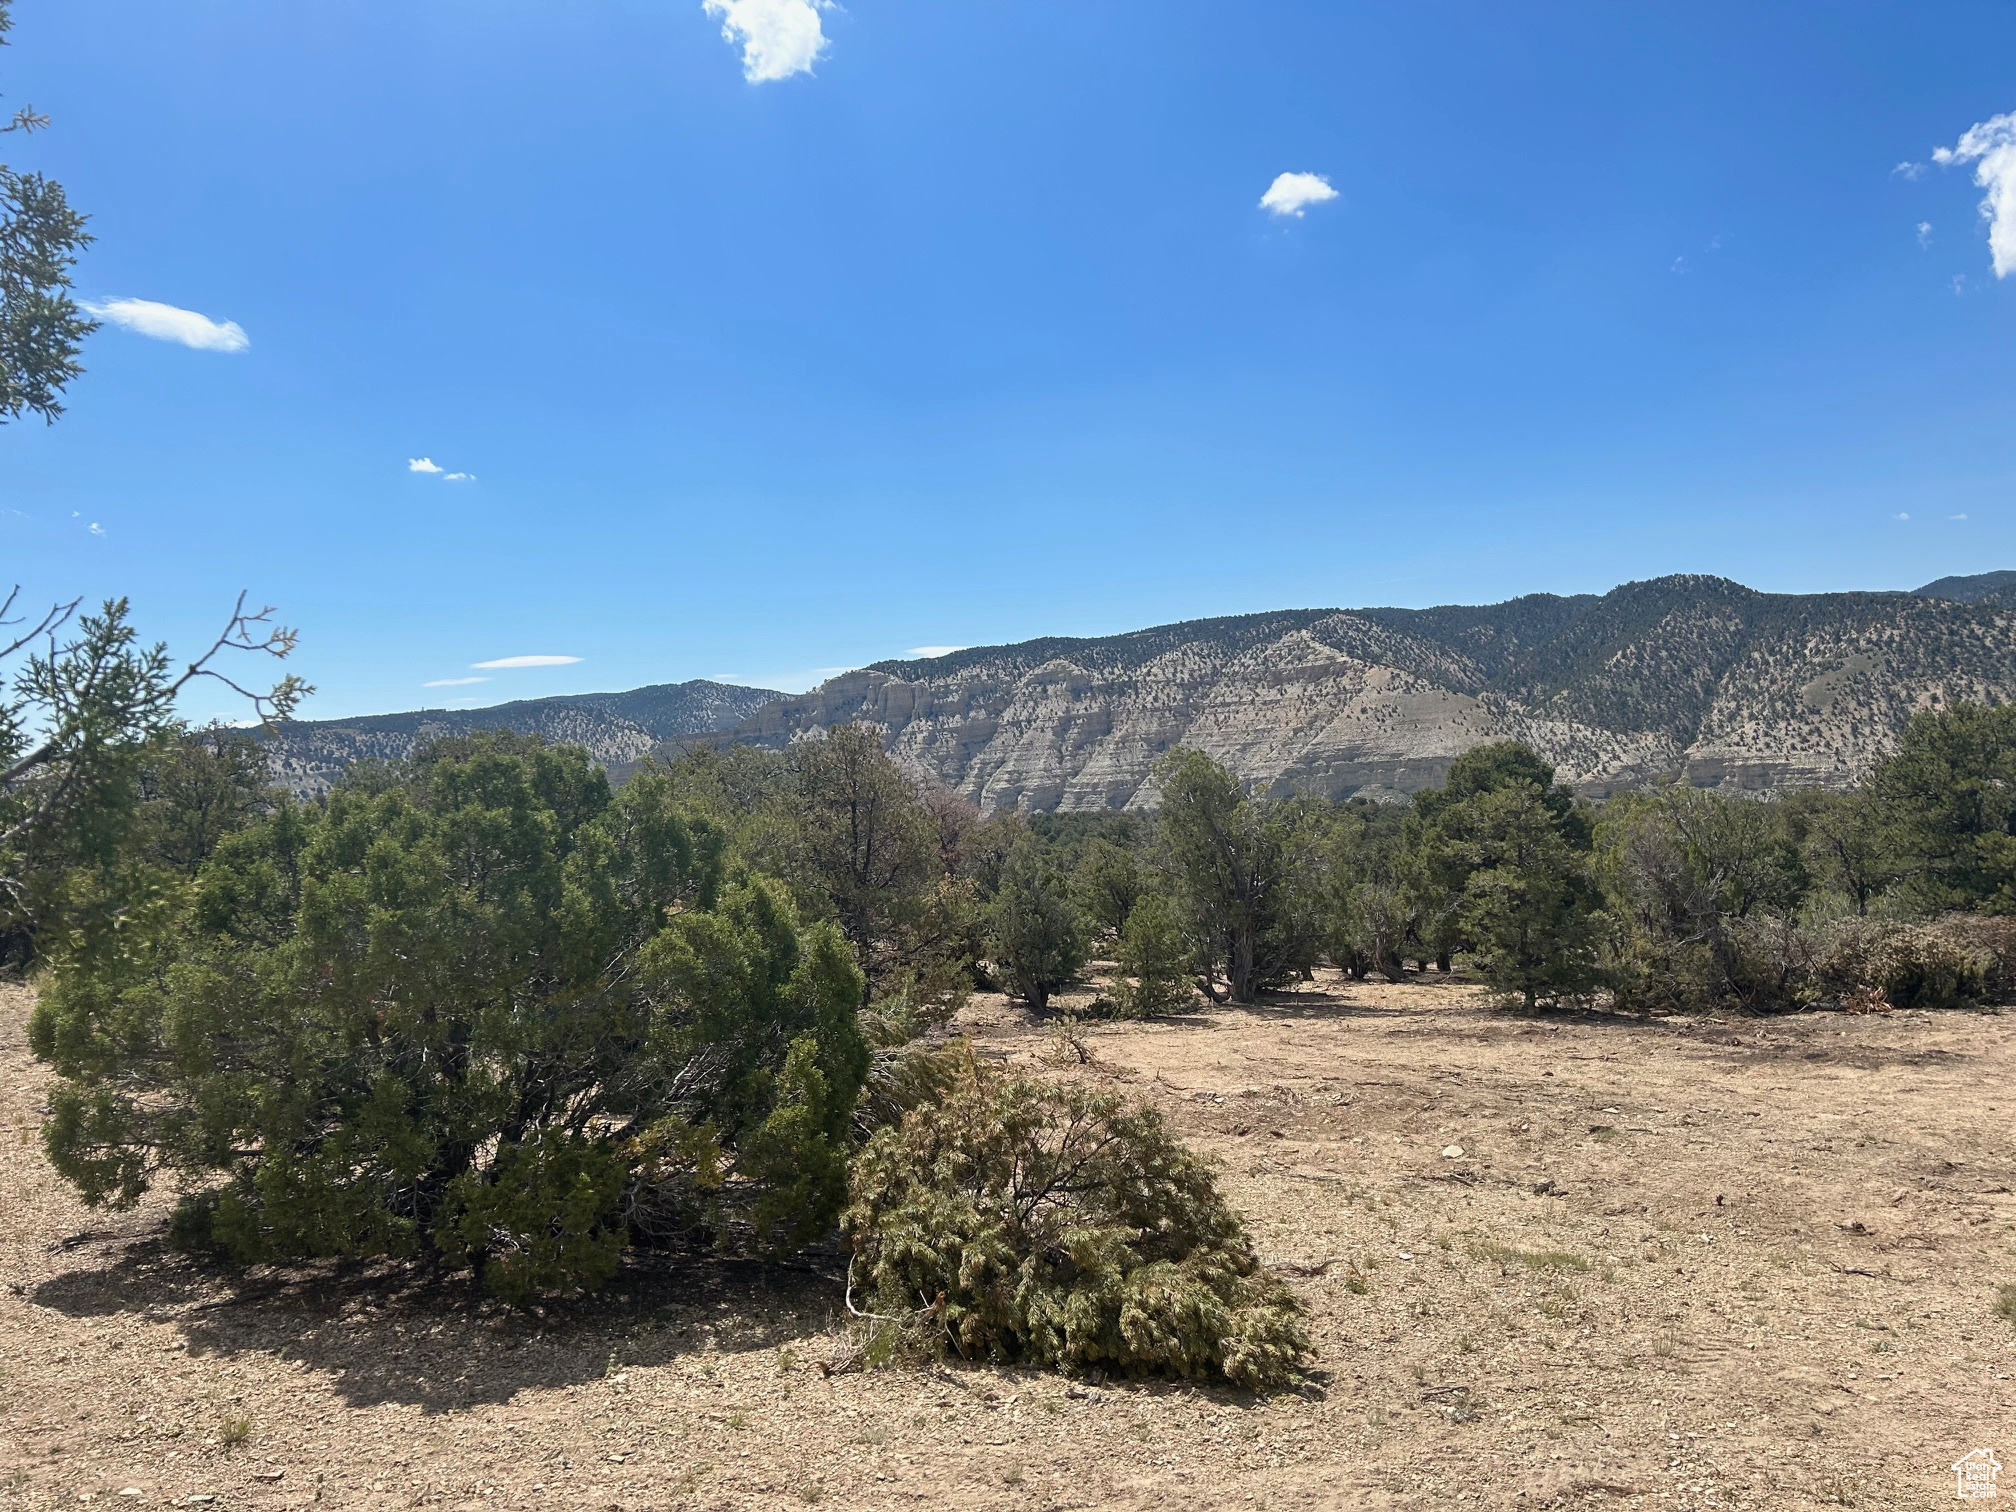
[1782,787,1904,918]
[1153,750,1323,1004]
[987,838,1089,1012]
[1814,918,1991,1011]
[1868,703,2016,915]
[29,736,867,1301]
[1447,786,1601,1007]
[1,0,95,425]
[845,1071,1309,1389]
[781,724,943,981]
[670,726,976,1009]
[1073,836,1144,942]
[1110,892,1195,1017]
[130,729,275,876]
[439,1134,628,1307]
[1408,746,1599,1007]
[3,599,304,970]
[736,1037,854,1251]
[1416,741,1590,845]
[1598,786,1811,1012]
[1319,800,1417,980]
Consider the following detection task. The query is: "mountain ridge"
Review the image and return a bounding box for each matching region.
[264,678,783,798]
[263,571,2016,809]
[714,572,2016,809]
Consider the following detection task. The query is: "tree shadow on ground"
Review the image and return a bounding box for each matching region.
[32,1235,840,1414]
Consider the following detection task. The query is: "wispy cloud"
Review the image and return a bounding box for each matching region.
[86,522,104,536]
[84,298,249,353]
[1893,160,1928,181]
[444,472,475,482]
[703,0,829,82]
[1896,512,1912,521]
[1933,110,2016,277]
[906,645,966,659]
[1950,513,1970,521]
[1260,171,1339,218]
[424,675,490,687]
[472,654,583,669]
[1917,220,1934,248]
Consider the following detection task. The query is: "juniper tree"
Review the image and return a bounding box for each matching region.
[29,736,868,1301]
[1,0,95,424]
[1152,749,1322,1004]
[1110,891,1194,1017]
[1,595,305,968]
[987,837,1088,1013]
[1867,702,2016,914]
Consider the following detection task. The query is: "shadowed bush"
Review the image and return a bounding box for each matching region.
[29,736,868,1302]
[1815,918,1993,1011]
[844,1071,1308,1389]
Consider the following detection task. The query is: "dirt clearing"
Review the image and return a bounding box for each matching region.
[3,975,2013,1510]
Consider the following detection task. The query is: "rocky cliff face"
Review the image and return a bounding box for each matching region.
[718,574,2016,810]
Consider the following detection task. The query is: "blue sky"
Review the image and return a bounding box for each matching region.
[3,1,2015,717]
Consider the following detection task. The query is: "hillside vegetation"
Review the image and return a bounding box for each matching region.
[263,679,781,797]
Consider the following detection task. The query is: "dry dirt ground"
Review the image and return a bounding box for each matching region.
[3,974,2014,1511]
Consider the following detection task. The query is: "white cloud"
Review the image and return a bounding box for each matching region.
[1933,110,2016,277]
[1893,161,1927,180]
[86,522,104,536]
[84,297,249,353]
[1259,171,1339,218]
[471,654,583,669]
[444,471,475,482]
[906,645,966,659]
[702,0,829,83]
[424,676,490,687]
[1917,221,1934,248]
[408,457,444,474]
[1896,512,1911,520]
[1951,513,1970,520]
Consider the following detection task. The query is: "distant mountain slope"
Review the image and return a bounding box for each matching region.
[716,574,2016,810]
[265,680,782,797]
[1914,570,2016,605]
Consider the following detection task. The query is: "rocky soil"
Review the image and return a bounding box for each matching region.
[3,975,2013,1510]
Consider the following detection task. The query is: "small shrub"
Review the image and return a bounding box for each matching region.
[988,841,1090,1013]
[1109,895,1197,1019]
[1816,919,1991,1011]
[1927,915,2016,1004]
[1996,1282,2016,1325]
[219,1415,251,1449]
[844,1071,1309,1389]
